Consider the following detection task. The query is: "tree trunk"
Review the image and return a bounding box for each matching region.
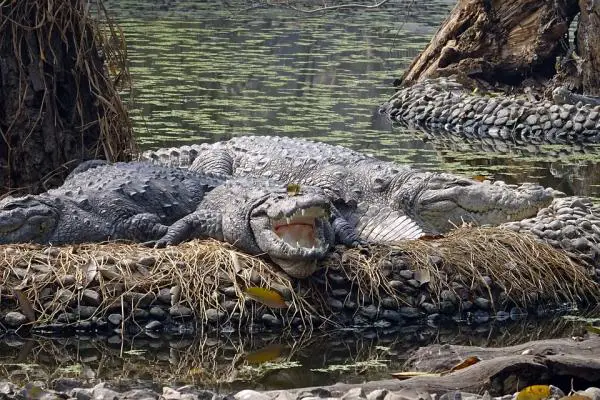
[400,0,591,89]
[0,0,136,196]
[576,0,600,95]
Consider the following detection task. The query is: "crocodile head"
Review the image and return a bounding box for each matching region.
[0,195,59,244]
[214,181,335,278]
[406,174,555,234]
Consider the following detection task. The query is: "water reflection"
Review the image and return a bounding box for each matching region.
[104,0,600,198]
[0,315,591,391]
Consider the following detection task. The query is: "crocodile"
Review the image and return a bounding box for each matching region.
[380,77,600,145]
[141,135,556,241]
[553,86,600,107]
[501,196,600,266]
[0,161,337,278]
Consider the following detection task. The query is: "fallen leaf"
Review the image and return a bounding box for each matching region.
[585,325,600,335]
[516,385,560,400]
[472,175,489,182]
[13,288,36,322]
[83,259,98,286]
[246,344,284,364]
[286,183,301,196]
[244,287,288,309]
[445,356,481,374]
[413,269,431,285]
[390,371,441,380]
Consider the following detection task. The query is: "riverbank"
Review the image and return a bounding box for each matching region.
[1,226,597,335]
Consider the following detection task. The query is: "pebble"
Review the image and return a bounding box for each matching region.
[4,312,27,328]
[383,77,600,150]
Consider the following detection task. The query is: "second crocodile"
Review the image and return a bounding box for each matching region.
[142,135,556,241]
[0,161,337,278]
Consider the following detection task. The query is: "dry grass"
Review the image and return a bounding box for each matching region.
[0,227,598,330]
[0,0,136,185]
[393,226,598,307]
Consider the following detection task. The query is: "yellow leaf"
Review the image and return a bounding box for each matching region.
[286,183,301,197]
[585,325,600,335]
[446,356,481,373]
[246,344,284,364]
[390,371,441,380]
[244,287,288,309]
[516,385,553,400]
[472,175,489,182]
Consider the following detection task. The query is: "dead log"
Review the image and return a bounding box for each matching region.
[264,337,600,397]
[401,0,579,86]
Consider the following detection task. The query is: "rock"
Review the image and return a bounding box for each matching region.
[157,288,172,304]
[440,290,457,304]
[474,297,490,310]
[359,304,379,320]
[205,308,223,323]
[327,298,344,311]
[578,388,600,400]
[0,381,17,395]
[382,309,405,323]
[297,388,332,399]
[149,306,168,320]
[90,382,120,400]
[342,388,366,400]
[262,314,282,327]
[170,305,193,318]
[138,256,157,267]
[82,289,102,306]
[399,270,414,279]
[145,320,163,331]
[70,387,93,400]
[367,390,389,400]
[4,311,27,327]
[108,314,122,326]
[398,306,422,319]
[162,387,184,400]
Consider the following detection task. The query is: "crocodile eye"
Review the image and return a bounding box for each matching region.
[2,203,22,211]
[455,180,472,187]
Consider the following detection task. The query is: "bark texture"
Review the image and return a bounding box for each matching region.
[265,337,600,397]
[401,0,585,88]
[576,0,600,95]
[0,1,135,196]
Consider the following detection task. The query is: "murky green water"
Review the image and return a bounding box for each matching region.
[109,0,600,199]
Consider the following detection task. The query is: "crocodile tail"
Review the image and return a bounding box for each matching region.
[189,149,234,176]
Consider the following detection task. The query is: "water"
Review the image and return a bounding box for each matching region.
[110,0,600,200]
[2,0,599,391]
[0,316,593,391]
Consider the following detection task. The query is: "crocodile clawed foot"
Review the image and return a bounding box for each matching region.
[142,239,169,249]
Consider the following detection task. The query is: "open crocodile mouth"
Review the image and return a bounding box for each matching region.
[271,206,328,250]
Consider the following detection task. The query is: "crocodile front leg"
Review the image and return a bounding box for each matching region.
[331,207,364,246]
[150,210,224,247]
[119,213,169,241]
